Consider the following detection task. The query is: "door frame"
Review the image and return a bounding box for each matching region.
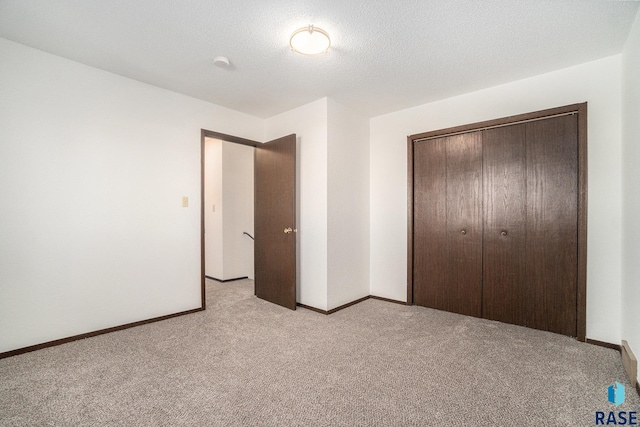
[406,103,588,341]
[200,129,259,309]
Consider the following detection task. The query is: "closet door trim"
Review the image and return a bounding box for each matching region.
[407,103,587,341]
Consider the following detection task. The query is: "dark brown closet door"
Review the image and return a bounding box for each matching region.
[410,104,584,338]
[482,124,528,326]
[413,137,447,310]
[482,115,578,336]
[524,115,578,336]
[413,133,483,317]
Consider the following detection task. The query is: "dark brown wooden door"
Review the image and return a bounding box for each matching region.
[412,112,579,337]
[481,115,578,336]
[482,124,528,327]
[413,133,483,317]
[254,134,297,310]
[524,115,578,336]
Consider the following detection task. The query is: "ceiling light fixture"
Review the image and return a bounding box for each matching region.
[289,24,331,55]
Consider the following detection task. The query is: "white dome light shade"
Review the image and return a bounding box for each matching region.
[290,25,331,55]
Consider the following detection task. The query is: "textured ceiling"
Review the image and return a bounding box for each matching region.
[1,1,638,118]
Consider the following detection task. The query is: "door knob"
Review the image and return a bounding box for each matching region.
[501,230,508,236]
[284,227,293,234]
[460,230,467,235]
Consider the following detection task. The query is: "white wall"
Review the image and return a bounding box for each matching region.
[204,138,223,279]
[264,98,329,310]
[3,30,631,354]
[327,99,370,309]
[621,9,640,381]
[0,38,263,353]
[370,55,623,343]
[222,142,254,280]
[264,97,371,311]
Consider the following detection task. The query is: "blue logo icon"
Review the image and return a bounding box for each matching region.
[595,382,636,425]
[608,382,625,407]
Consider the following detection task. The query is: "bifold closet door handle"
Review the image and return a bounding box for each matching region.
[501,231,508,236]
[460,230,467,235]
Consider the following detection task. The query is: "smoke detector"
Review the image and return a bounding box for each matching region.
[213,56,230,68]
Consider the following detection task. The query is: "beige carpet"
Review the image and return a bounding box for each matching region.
[1,278,638,426]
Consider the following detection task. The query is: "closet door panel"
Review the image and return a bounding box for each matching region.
[525,114,578,336]
[413,138,448,309]
[413,134,482,316]
[482,125,527,325]
[445,133,483,317]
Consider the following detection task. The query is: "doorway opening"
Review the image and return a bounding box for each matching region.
[203,137,255,283]
[200,130,298,310]
[200,130,258,309]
